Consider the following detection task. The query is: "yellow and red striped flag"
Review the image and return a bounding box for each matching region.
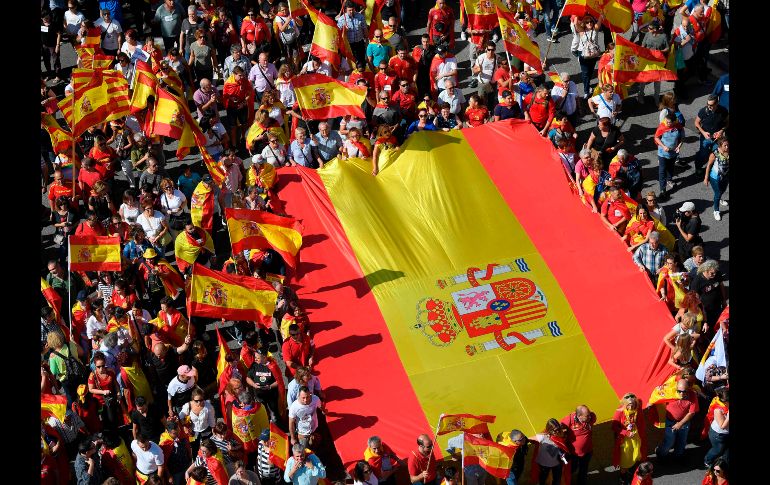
[41,113,73,155]
[82,27,102,47]
[41,393,67,422]
[41,277,63,323]
[69,70,130,137]
[69,235,121,271]
[463,434,515,479]
[497,8,543,73]
[188,264,278,325]
[613,35,677,83]
[75,46,114,70]
[464,0,504,30]
[562,0,633,33]
[546,71,563,85]
[268,423,290,469]
[225,208,304,269]
[149,86,188,139]
[302,0,344,69]
[293,73,367,120]
[437,413,496,435]
[129,60,158,114]
[367,0,385,39]
[190,180,216,232]
[288,0,308,17]
[215,324,231,381]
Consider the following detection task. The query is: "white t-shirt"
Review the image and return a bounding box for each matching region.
[288,395,321,436]
[474,54,496,83]
[261,144,287,167]
[435,57,458,90]
[302,60,333,77]
[136,210,166,239]
[179,400,217,433]
[160,189,187,217]
[131,440,165,474]
[167,376,195,398]
[204,123,227,157]
[86,315,107,339]
[120,203,141,224]
[64,10,85,35]
[95,17,123,51]
[590,93,622,121]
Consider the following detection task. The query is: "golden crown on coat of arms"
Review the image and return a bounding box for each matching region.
[414,297,463,346]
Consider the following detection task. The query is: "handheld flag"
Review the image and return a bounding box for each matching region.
[225,208,304,269]
[188,264,278,326]
[41,277,63,323]
[190,180,216,232]
[268,423,290,469]
[463,433,515,479]
[288,0,308,17]
[69,69,131,137]
[293,73,367,120]
[41,394,67,422]
[437,413,496,436]
[129,60,158,114]
[148,86,188,139]
[613,35,677,83]
[302,1,343,69]
[82,27,102,47]
[69,235,121,271]
[215,324,231,382]
[497,8,543,73]
[41,113,73,155]
[562,0,633,33]
[695,326,727,382]
[75,46,114,70]
[464,0,502,30]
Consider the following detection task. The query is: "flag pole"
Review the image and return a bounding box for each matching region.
[426,413,443,473]
[461,434,465,485]
[67,237,73,342]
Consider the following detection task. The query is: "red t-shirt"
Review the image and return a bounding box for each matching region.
[88,146,117,179]
[391,90,416,117]
[75,221,107,236]
[375,72,398,97]
[389,56,417,82]
[665,391,699,421]
[408,449,437,483]
[465,107,488,127]
[524,92,555,127]
[78,169,103,197]
[281,337,311,377]
[88,369,117,405]
[561,412,596,456]
[601,199,632,225]
[48,182,76,204]
[111,291,137,310]
[492,67,517,96]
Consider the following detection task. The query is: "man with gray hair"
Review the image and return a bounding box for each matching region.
[311,122,343,169]
[632,231,669,283]
[223,44,251,80]
[561,405,597,485]
[550,72,578,128]
[501,429,529,485]
[365,435,405,485]
[284,442,326,485]
[438,78,466,116]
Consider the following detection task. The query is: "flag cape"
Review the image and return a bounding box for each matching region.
[190,181,216,232]
[562,0,633,33]
[41,394,67,422]
[215,325,230,382]
[656,267,687,309]
[497,8,543,73]
[174,228,215,274]
[245,121,289,149]
[129,60,158,114]
[272,120,678,462]
[293,73,367,120]
[69,69,130,137]
[69,235,121,271]
[188,264,277,324]
[613,35,677,83]
[701,396,727,439]
[695,327,726,382]
[268,423,290,469]
[705,1,722,44]
[303,1,342,68]
[156,260,185,300]
[225,208,303,269]
[41,113,73,156]
[646,369,702,428]
[437,413,496,435]
[41,277,63,322]
[463,434,515,479]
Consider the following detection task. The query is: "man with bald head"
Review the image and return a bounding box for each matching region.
[408,434,437,485]
[367,29,392,72]
[193,78,220,121]
[561,405,597,485]
[656,378,699,461]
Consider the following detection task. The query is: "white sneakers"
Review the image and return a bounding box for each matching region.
[714,211,722,221]
[720,200,729,207]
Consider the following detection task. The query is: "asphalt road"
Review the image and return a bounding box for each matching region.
[41,3,728,484]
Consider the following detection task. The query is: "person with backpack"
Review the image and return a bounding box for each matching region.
[47,330,87,407]
[273,3,302,72]
[571,14,604,99]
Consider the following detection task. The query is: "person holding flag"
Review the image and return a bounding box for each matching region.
[407,434,437,485]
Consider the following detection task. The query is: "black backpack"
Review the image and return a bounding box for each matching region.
[51,348,88,385]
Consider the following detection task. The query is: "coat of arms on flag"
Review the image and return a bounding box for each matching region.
[310,87,332,108]
[240,221,263,237]
[204,282,228,306]
[504,26,520,43]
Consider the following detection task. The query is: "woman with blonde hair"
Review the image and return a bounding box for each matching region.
[663,311,701,352]
[371,124,400,176]
[341,127,372,160]
[611,393,646,485]
[667,333,696,370]
[675,291,705,328]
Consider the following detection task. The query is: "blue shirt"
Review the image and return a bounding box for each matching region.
[406,121,437,135]
[337,13,367,43]
[284,454,326,485]
[712,74,729,111]
[177,172,201,201]
[289,140,316,167]
[366,42,392,69]
[313,131,343,162]
[657,126,683,159]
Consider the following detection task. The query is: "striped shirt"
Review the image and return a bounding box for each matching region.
[210,435,234,465]
[97,283,114,307]
[632,242,668,275]
[337,13,367,43]
[193,454,218,485]
[257,441,280,480]
[47,415,84,443]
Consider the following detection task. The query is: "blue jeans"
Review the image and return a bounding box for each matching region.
[506,469,520,485]
[704,428,729,465]
[540,0,558,33]
[656,418,690,457]
[708,175,728,211]
[695,136,717,170]
[579,56,598,97]
[658,155,675,192]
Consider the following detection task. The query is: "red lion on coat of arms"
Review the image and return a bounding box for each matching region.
[80,95,92,114]
[204,282,228,306]
[310,87,331,108]
[619,54,640,71]
[506,26,520,43]
[77,247,92,262]
[240,221,262,237]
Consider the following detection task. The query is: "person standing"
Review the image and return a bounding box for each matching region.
[365,435,405,485]
[693,95,728,174]
[132,433,167,483]
[550,72,579,130]
[673,201,703,262]
[337,2,369,68]
[653,112,685,199]
[407,434,437,485]
[638,20,669,105]
[632,231,669,284]
[703,135,729,221]
[154,0,183,53]
[75,439,105,485]
[284,444,326,485]
[561,405,596,485]
[571,15,604,98]
[655,378,699,461]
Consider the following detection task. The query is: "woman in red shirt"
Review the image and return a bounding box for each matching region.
[88,135,118,181]
[87,351,122,432]
[464,94,488,128]
[524,87,556,136]
[110,278,138,310]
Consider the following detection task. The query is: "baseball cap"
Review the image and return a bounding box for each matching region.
[679,201,695,212]
[259,429,271,441]
[177,365,196,377]
[76,290,88,302]
[436,45,447,54]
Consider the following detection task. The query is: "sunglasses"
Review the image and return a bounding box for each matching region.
[486,48,495,51]
[95,365,105,369]
[400,84,408,87]
[193,399,204,403]
[676,389,686,394]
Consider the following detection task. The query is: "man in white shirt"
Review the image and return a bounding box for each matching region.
[434,45,458,93]
[300,56,333,77]
[550,72,579,128]
[288,387,323,447]
[588,84,622,124]
[472,41,497,89]
[167,364,196,416]
[63,2,85,40]
[131,433,166,481]
[95,9,123,55]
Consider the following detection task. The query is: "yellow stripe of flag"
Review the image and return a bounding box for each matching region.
[69,235,121,271]
[188,264,277,324]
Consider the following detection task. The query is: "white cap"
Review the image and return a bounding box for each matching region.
[252,154,264,165]
[679,201,695,212]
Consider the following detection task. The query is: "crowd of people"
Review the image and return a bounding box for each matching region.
[40,1,730,484]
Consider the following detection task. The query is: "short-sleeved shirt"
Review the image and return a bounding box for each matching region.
[601,199,631,224]
[561,412,596,456]
[314,131,343,162]
[465,107,488,127]
[665,391,699,421]
[288,394,321,435]
[494,103,523,120]
[155,3,182,38]
[407,449,437,483]
[190,41,213,69]
[690,272,725,311]
[438,89,466,115]
[130,405,164,441]
[591,93,622,121]
[95,17,122,51]
[367,42,392,69]
[131,440,165,474]
[696,105,729,135]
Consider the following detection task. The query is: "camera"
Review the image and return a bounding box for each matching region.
[674,209,684,221]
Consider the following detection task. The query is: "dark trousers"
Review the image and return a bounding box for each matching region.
[42,46,62,78]
[350,40,367,68]
[570,453,592,485]
[578,56,598,97]
[704,428,729,465]
[162,36,177,54]
[538,464,562,485]
[658,155,675,192]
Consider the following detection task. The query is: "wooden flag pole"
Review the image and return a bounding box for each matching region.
[425,414,443,474]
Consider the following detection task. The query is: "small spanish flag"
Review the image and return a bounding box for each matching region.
[613,35,677,83]
[190,180,216,232]
[303,1,343,69]
[41,393,67,422]
[69,235,121,271]
[129,60,157,114]
[464,0,501,30]
[225,208,303,269]
[215,324,231,383]
[82,27,102,47]
[75,46,114,70]
[149,86,187,140]
[546,71,563,85]
[463,433,515,479]
[41,277,63,322]
[437,413,496,436]
[293,73,367,120]
[497,8,543,73]
[562,0,633,33]
[288,0,309,17]
[268,423,290,469]
[188,264,278,325]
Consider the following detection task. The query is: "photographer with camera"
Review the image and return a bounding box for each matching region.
[673,201,703,262]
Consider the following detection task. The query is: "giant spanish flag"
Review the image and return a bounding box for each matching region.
[69,235,121,271]
[463,434,515,479]
[68,69,130,137]
[293,74,367,120]
[498,8,543,73]
[562,0,633,33]
[188,264,277,325]
[274,120,677,464]
[302,1,343,69]
[613,35,677,83]
[225,208,303,269]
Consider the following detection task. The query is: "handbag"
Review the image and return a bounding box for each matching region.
[162,193,186,230]
[674,46,686,70]
[581,31,601,59]
[54,234,65,246]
